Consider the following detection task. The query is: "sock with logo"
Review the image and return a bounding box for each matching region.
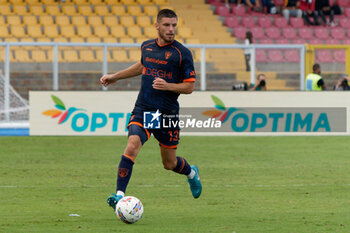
[116,155,134,193]
[172,156,192,176]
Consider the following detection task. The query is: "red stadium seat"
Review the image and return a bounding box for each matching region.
[292,39,307,44]
[325,39,340,45]
[282,28,297,39]
[298,28,313,39]
[309,39,323,44]
[274,0,284,6]
[258,38,273,44]
[233,27,247,39]
[338,0,350,7]
[250,27,265,39]
[276,39,290,44]
[242,16,256,28]
[316,50,333,63]
[232,5,247,16]
[333,50,345,63]
[225,16,240,28]
[265,27,281,39]
[290,18,304,28]
[273,17,288,28]
[330,28,345,40]
[256,49,268,62]
[284,50,300,62]
[338,18,350,29]
[342,39,350,44]
[216,5,231,17]
[268,50,285,62]
[344,8,350,17]
[257,17,272,28]
[314,28,329,40]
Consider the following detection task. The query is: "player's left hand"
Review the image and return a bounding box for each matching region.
[152,78,169,91]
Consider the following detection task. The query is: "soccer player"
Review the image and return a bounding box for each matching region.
[100,9,202,210]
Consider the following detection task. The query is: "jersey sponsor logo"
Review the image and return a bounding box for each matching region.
[142,67,173,79]
[143,110,161,129]
[118,168,129,178]
[145,57,168,65]
[165,51,172,59]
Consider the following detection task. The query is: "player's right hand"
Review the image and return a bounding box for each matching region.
[100,74,116,87]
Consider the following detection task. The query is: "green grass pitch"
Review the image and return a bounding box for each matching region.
[0,136,349,233]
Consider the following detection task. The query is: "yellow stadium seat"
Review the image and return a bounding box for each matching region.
[42,0,57,4]
[110,50,128,62]
[96,50,112,62]
[30,5,44,15]
[110,5,127,16]
[44,25,59,38]
[0,5,13,15]
[110,25,126,38]
[153,0,167,5]
[127,25,143,38]
[136,15,152,27]
[73,0,87,4]
[119,37,134,43]
[7,16,22,25]
[79,49,97,62]
[0,25,10,38]
[103,37,117,43]
[186,38,200,44]
[87,16,102,26]
[103,15,119,27]
[88,0,103,4]
[72,15,87,26]
[86,37,101,43]
[14,50,31,62]
[144,25,157,38]
[70,37,85,42]
[120,16,135,27]
[4,38,18,43]
[120,0,137,5]
[94,5,109,16]
[127,5,143,16]
[144,5,158,16]
[13,5,29,15]
[177,27,192,39]
[32,50,48,62]
[77,25,92,38]
[128,49,141,62]
[177,17,184,27]
[27,25,44,38]
[10,0,25,4]
[53,37,68,42]
[60,25,76,38]
[36,37,51,42]
[104,0,117,5]
[78,5,93,15]
[39,15,54,26]
[94,25,109,38]
[135,37,148,44]
[25,0,39,4]
[0,16,5,25]
[55,15,70,26]
[62,5,78,15]
[0,0,7,4]
[137,0,152,5]
[23,15,38,25]
[45,5,61,15]
[10,25,26,38]
[62,50,79,62]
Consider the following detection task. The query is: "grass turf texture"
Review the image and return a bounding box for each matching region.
[0,136,349,233]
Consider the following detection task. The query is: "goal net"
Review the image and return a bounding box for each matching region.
[0,70,29,125]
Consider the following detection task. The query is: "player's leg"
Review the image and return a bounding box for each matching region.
[107,123,150,209]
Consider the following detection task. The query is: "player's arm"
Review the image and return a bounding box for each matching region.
[152,78,194,94]
[100,61,143,87]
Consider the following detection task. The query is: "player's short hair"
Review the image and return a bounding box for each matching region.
[157,9,177,22]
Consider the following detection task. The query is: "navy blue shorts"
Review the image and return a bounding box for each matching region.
[127,112,179,149]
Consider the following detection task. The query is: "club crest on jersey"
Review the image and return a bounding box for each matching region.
[165,51,172,59]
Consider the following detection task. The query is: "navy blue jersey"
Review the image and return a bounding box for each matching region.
[133,39,196,114]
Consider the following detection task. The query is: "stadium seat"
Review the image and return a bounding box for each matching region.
[258,38,273,44]
[344,7,350,17]
[325,39,340,45]
[127,25,143,38]
[103,37,118,43]
[256,49,268,62]
[42,0,57,4]
[111,5,127,16]
[119,37,134,43]
[14,50,31,62]
[342,39,350,44]
[10,25,26,38]
[333,50,345,62]
[3,37,18,42]
[120,0,137,5]
[250,27,265,39]
[284,50,299,62]
[44,25,59,38]
[276,39,290,44]
[39,15,54,26]
[257,17,272,28]
[70,36,85,43]
[27,25,44,38]
[72,15,87,26]
[62,50,79,62]
[94,25,109,38]
[32,50,48,62]
[267,50,285,62]
[242,16,256,28]
[110,25,127,38]
[232,5,246,16]
[316,50,333,63]
[265,27,281,39]
[13,5,29,15]
[178,27,192,39]
[104,15,119,27]
[144,25,157,38]
[78,5,93,15]
[282,28,297,39]
[136,15,152,27]
[11,0,26,4]
[298,28,313,39]
[77,25,93,38]
[314,28,329,40]
[86,37,101,43]
[95,5,110,16]
[30,5,44,15]
[96,49,112,61]
[127,5,144,16]
[186,38,200,44]
[56,15,70,26]
[89,0,103,4]
[0,26,10,38]
[337,0,350,7]
[215,6,230,17]
[290,18,304,28]
[233,27,247,39]
[137,0,153,5]
[0,5,12,15]
[45,5,61,15]
[7,16,22,25]
[330,28,345,40]
[128,50,141,62]
[87,16,103,26]
[153,0,167,5]
[309,39,323,44]
[61,25,76,38]
[110,50,128,62]
[120,16,135,27]
[225,16,240,28]
[79,49,98,62]
[53,37,68,42]
[338,18,350,29]
[62,5,78,15]
[273,17,288,28]
[144,5,158,16]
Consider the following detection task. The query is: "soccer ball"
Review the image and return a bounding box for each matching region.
[115,196,143,224]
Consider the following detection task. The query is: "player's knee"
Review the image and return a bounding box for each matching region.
[162,160,177,170]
